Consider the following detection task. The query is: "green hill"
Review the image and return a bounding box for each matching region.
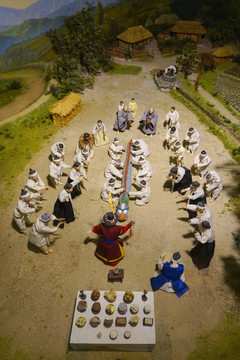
[0,35,55,73]
[0,17,65,54]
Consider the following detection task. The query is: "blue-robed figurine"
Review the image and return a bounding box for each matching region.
[150,252,189,297]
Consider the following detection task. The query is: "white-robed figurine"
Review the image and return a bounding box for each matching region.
[49,156,70,189]
[108,138,125,161]
[205,171,223,202]
[184,127,200,155]
[171,141,186,166]
[187,202,212,226]
[129,179,151,205]
[133,156,152,183]
[101,177,124,203]
[150,251,189,297]
[139,108,158,135]
[92,120,109,147]
[189,221,215,270]
[51,142,65,159]
[193,150,212,179]
[28,212,63,255]
[131,139,150,160]
[25,168,48,201]
[13,189,38,234]
[166,106,180,129]
[165,126,179,150]
[118,100,124,112]
[104,159,124,180]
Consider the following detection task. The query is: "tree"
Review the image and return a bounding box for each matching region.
[47,3,112,96]
[176,43,200,79]
[95,1,104,25]
[195,53,216,91]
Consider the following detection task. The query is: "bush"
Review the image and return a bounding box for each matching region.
[6,80,22,91]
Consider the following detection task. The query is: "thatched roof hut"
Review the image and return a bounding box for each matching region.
[211,46,236,64]
[171,21,206,42]
[50,92,82,127]
[117,25,153,49]
[155,14,180,26]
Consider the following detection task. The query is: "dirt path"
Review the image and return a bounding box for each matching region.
[0,71,46,124]
[0,42,239,360]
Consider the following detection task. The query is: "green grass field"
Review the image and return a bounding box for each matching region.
[0,78,23,108]
[0,96,57,206]
[107,62,142,75]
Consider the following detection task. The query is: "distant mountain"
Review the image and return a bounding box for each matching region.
[0,35,54,73]
[0,0,118,27]
[0,17,65,54]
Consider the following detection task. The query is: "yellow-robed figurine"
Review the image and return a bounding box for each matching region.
[128,98,137,119]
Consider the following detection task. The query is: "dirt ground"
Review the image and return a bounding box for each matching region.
[0,44,240,360]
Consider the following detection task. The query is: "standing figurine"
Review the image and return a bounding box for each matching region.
[118,100,124,112]
[92,120,109,147]
[189,221,215,270]
[165,106,180,129]
[92,212,134,266]
[128,98,137,119]
[67,162,85,198]
[139,108,158,136]
[53,183,75,228]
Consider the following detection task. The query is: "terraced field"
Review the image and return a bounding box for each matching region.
[213,75,240,114]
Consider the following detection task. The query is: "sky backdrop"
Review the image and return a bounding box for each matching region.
[0,0,37,8]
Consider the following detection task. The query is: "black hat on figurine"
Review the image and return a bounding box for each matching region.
[103,212,118,226]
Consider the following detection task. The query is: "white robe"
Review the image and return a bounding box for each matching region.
[131,139,150,160]
[135,160,152,182]
[51,143,65,159]
[101,181,123,202]
[129,183,151,205]
[108,143,125,161]
[205,171,223,199]
[187,204,212,225]
[13,199,36,232]
[29,215,57,248]
[166,110,180,129]
[25,175,45,199]
[194,153,212,178]
[171,145,186,166]
[104,160,123,180]
[185,130,200,154]
[49,161,70,186]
